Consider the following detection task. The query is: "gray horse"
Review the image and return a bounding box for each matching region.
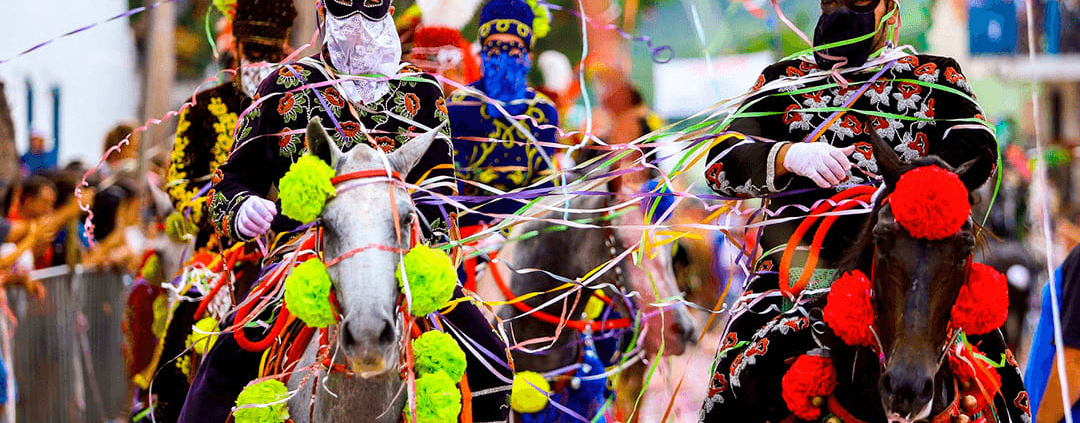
[285,119,444,423]
[497,187,697,412]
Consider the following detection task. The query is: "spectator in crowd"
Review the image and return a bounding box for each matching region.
[20,129,58,175]
[84,178,145,270]
[1026,244,1080,422]
[92,123,139,242]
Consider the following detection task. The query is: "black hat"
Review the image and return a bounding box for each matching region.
[323,0,393,21]
[233,0,298,46]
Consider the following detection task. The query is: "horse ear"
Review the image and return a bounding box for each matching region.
[867,120,901,181]
[305,117,343,167]
[389,121,449,174]
[953,157,982,191]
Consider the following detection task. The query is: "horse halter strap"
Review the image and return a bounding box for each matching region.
[322,169,419,269]
[779,185,877,297]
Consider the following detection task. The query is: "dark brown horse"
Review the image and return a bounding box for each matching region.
[827,131,1021,423]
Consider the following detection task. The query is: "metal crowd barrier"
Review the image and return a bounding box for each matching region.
[5,265,131,423]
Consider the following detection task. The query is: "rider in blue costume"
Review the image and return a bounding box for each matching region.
[446,0,560,230]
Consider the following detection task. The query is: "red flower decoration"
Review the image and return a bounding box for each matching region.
[914,62,938,77]
[823,270,875,346]
[752,75,766,91]
[952,262,1008,335]
[782,354,837,421]
[782,104,803,125]
[340,121,361,138]
[277,93,295,115]
[889,165,970,240]
[403,93,421,115]
[325,87,345,108]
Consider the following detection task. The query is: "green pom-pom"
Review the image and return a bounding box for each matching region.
[166,211,197,243]
[278,154,336,224]
[234,379,289,423]
[396,245,456,316]
[510,371,550,413]
[413,331,467,381]
[284,259,336,328]
[187,316,219,356]
[526,0,551,39]
[140,254,161,281]
[404,371,461,423]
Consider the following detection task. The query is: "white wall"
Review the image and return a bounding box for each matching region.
[0,0,139,167]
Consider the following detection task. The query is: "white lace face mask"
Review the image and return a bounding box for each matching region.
[324,13,402,105]
[238,60,276,98]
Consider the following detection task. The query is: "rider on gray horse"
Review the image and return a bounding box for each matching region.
[180,0,514,421]
[698,0,1028,420]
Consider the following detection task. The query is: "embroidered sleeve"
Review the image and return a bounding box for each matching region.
[925,57,998,190]
[704,65,795,198]
[211,66,310,241]
[400,73,457,241]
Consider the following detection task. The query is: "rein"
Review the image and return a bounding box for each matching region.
[779,185,877,297]
[481,202,633,333]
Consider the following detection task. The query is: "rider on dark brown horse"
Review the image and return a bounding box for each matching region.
[698,0,1028,421]
[179,1,514,421]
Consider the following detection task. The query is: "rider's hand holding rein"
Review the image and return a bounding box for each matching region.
[777,142,856,188]
[236,196,277,239]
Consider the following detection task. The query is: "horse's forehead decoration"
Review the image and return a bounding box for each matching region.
[888,165,970,240]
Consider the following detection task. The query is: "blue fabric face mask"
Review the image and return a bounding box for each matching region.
[480,39,530,105]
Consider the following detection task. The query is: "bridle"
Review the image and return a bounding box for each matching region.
[324,168,421,265]
[242,168,420,378]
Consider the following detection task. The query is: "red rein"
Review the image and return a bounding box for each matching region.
[779,185,876,297]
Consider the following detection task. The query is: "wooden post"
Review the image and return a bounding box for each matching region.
[292,0,320,59]
[0,78,20,185]
[141,0,176,187]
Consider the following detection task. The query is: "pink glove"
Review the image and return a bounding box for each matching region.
[236,196,277,239]
[782,143,856,188]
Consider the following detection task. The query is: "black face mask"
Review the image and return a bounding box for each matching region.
[813,0,880,69]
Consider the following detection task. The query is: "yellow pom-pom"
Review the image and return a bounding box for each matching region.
[397,245,457,316]
[187,317,219,356]
[583,294,605,321]
[278,154,336,224]
[413,331,467,381]
[510,371,550,413]
[526,0,551,39]
[284,259,337,328]
[405,371,462,423]
[234,379,289,423]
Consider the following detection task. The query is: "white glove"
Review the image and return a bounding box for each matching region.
[236,196,277,239]
[782,143,856,188]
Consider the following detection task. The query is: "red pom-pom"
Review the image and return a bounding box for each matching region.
[782,354,838,420]
[952,262,1008,335]
[890,165,970,240]
[948,342,1002,411]
[824,270,876,346]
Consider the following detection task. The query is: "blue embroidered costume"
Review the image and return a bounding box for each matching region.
[447,0,559,228]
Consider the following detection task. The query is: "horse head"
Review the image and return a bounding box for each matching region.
[611,188,697,356]
[859,129,981,422]
[304,118,446,377]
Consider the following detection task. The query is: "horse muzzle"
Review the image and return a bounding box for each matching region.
[880,361,935,423]
[340,315,400,378]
